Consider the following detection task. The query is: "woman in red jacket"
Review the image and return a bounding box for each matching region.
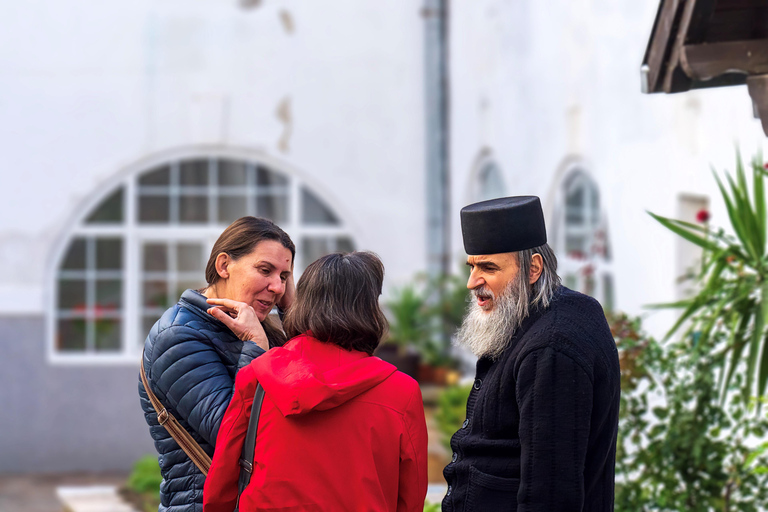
[203,251,428,512]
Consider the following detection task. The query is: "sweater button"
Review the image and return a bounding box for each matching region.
[451,452,458,462]
[473,378,482,390]
[462,419,469,429]
[446,485,452,496]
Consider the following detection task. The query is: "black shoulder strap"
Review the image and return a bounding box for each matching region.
[235,383,265,511]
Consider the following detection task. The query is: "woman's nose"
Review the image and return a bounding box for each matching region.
[268,275,285,294]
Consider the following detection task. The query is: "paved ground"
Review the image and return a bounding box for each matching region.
[0,474,128,512]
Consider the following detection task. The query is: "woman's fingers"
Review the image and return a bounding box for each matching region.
[206,297,245,310]
[206,303,269,350]
[207,307,239,328]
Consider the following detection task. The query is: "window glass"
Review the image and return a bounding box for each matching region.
[477,163,506,202]
[302,188,338,225]
[179,160,209,186]
[86,187,124,224]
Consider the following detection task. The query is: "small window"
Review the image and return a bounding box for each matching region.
[475,162,507,202]
[555,169,613,309]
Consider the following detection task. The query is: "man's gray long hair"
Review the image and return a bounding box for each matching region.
[517,243,562,311]
[456,243,561,360]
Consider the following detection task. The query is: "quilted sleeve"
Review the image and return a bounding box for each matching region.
[149,324,263,446]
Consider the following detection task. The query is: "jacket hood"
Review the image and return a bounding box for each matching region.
[250,334,397,417]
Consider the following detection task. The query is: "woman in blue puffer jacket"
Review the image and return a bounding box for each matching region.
[139,216,295,512]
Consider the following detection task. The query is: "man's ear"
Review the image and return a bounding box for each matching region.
[529,253,543,284]
[215,252,231,280]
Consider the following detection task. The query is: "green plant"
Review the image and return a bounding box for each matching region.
[612,312,768,511]
[385,268,470,367]
[434,383,472,451]
[423,501,442,512]
[649,152,768,399]
[123,455,162,512]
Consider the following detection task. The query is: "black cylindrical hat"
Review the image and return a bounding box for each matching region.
[460,196,547,255]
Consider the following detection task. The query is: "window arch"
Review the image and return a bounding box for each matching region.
[474,161,507,202]
[50,152,356,362]
[552,169,614,309]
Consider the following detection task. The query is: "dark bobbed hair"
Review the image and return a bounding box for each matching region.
[283,251,388,355]
[204,216,295,348]
[205,216,296,286]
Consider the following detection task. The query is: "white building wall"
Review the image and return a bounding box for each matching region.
[0,0,426,317]
[450,0,768,336]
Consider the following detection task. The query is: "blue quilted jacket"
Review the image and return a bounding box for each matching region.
[139,289,265,512]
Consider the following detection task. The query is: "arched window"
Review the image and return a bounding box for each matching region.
[475,161,507,202]
[51,155,355,362]
[553,170,614,309]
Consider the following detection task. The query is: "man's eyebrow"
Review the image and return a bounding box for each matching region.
[467,260,500,270]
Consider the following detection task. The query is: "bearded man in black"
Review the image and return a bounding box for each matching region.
[442,196,620,512]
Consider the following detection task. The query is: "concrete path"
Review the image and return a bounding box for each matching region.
[57,486,138,512]
[0,474,128,512]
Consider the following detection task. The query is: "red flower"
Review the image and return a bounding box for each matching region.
[696,209,710,223]
[764,162,768,170]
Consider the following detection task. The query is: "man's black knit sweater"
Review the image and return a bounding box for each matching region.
[442,286,620,512]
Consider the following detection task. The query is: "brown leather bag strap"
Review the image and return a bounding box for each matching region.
[140,350,212,476]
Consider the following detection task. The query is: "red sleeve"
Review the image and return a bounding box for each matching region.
[397,384,428,512]
[203,365,257,512]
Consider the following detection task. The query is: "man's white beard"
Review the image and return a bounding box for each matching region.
[456,274,531,360]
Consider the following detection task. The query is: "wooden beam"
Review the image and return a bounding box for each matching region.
[643,0,687,93]
[662,0,698,93]
[681,40,768,80]
[747,74,768,137]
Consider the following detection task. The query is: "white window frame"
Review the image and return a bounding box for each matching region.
[47,147,359,365]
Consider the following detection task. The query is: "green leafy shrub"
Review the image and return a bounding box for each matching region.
[611,312,768,511]
[649,152,768,399]
[122,455,162,512]
[434,383,472,451]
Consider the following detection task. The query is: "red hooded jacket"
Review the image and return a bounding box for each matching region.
[203,334,428,512]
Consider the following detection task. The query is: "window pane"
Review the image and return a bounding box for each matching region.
[176,280,205,300]
[301,188,338,225]
[142,316,159,343]
[139,196,171,223]
[565,235,587,255]
[177,243,204,273]
[58,279,86,310]
[302,237,331,267]
[143,244,168,272]
[218,195,247,224]
[257,194,288,223]
[96,279,122,310]
[94,319,121,352]
[180,160,209,185]
[62,239,87,270]
[143,281,169,309]
[478,164,506,202]
[139,166,171,186]
[58,319,87,351]
[257,167,288,186]
[86,187,124,224]
[337,237,355,253]
[566,187,585,224]
[219,160,249,186]
[96,239,122,270]
[179,195,208,224]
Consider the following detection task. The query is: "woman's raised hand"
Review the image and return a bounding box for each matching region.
[206,298,269,351]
